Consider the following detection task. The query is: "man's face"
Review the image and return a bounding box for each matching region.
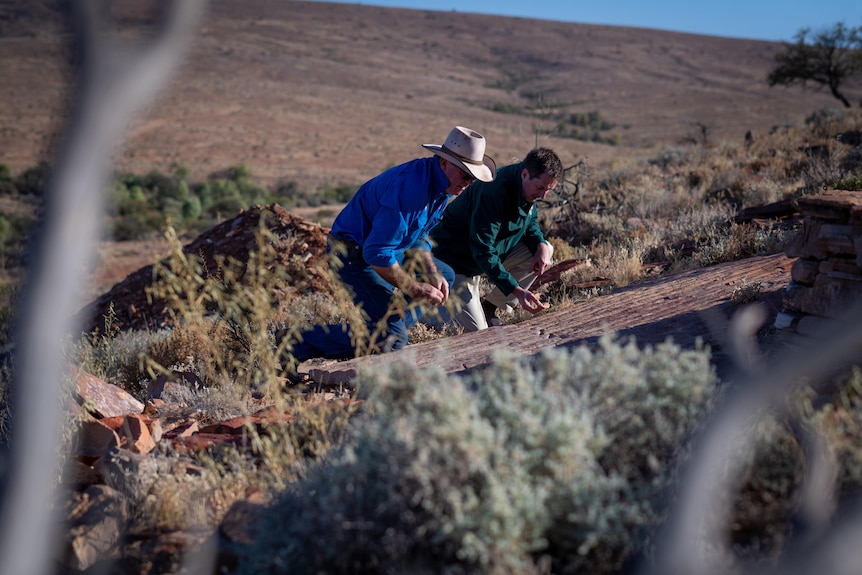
[441,158,476,196]
[520,169,558,203]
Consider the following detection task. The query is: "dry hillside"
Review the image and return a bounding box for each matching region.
[1,0,857,192]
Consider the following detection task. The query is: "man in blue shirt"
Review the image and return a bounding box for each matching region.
[285,126,496,363]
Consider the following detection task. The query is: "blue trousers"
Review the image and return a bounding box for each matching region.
[292,244,454,361]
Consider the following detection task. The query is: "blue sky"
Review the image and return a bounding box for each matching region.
[309,0,862,41]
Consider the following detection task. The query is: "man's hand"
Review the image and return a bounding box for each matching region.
[409,281,447,305]
[530,242,553,277]
[513,286,549,314]
[372,263,448,305]
[427,271,450,302]
[416,250,449,303]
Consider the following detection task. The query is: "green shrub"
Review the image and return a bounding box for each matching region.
[318,183,357,204]
[273,181,357,208]
[13,161,51,196]
[3,160,357,240]
[197,164,265,213]
[488,101,525,115]
[569,111,616,131]
[236,336,717,574]
[0,216,12,248]
[0,164,13,195]
[835,175,862,191]
[0,212,35,269]
[555,111,620,145]
[181,195,203,220]
[110,213,151,241]
[270,180,300,203]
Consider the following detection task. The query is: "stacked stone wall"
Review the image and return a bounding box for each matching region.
[777,190,862,339]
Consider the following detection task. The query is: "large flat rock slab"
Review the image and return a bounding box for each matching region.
[305,253,793,385]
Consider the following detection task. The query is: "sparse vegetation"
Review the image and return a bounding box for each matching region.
[481,99,622,145]
[0,162,356,245]
[7,3,862,571]
[2,104,862,574]
[106,164,357,239]
[730,278,763,304]
[536,107,862,289]
[835,174,862,190]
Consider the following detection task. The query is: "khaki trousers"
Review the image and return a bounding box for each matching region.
[431,241,552,332]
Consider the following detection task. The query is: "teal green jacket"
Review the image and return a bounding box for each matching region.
[430,162,548,296]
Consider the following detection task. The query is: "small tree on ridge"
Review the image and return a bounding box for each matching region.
[767,22,862,108]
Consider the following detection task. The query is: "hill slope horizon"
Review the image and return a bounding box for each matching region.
[1,0,857,190]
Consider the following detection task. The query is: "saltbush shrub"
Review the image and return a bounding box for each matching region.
[236,336,717,574]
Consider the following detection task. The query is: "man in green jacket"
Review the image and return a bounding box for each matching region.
[429,147,563,331]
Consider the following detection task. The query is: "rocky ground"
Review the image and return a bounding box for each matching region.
[74,204,333,335]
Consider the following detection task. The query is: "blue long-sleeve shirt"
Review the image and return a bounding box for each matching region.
[330,157,451,268]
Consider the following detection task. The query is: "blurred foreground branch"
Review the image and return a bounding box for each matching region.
[0,2,206,573]
[648,301,862,575]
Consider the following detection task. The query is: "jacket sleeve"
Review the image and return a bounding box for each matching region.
[469,187,520,296]
[520,205,548,254]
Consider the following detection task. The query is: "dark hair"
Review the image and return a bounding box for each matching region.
[522,148,563,180]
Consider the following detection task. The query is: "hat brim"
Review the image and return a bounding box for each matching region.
[423,144,496,183]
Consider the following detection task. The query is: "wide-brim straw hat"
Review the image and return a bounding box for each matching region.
[422,126,496,182]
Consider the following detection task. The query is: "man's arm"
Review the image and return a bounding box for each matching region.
[472,188,551,312]
[515,229,552,314]
[520,205,548,254]
[530,240,553,276]
[372,261,447,305]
